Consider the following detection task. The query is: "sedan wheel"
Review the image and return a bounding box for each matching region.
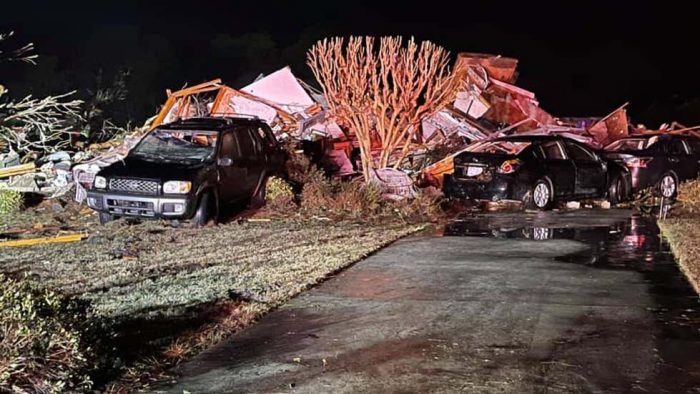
[659,174,677,198]
[533,180,552,210]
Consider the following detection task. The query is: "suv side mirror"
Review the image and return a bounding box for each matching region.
[217,157,233,167]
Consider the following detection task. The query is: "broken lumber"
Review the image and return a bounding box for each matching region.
[0,233,86,248]
[0,163,35,179]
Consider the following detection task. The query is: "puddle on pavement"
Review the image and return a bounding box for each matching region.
[445,212,700,389]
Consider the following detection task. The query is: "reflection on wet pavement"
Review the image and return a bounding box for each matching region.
[445,210,700,391]
[160,209,700,393]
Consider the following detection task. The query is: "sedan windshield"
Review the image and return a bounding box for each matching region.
[130,129,218,162]
[605,137,658,152]
[466,140,531,155]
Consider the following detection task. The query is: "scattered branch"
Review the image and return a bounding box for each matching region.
[0,31,83,157]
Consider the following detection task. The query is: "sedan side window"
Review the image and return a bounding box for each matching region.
[685,138,700,154]
[541,141,566,160]
[564,141,597,161]
[668,140,689,156]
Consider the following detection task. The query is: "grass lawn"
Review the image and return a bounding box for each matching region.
[659,219,700,294]
[0,206,422,391]
[658,180,700,295]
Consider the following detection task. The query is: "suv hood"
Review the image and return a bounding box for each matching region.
[98,155,211,181]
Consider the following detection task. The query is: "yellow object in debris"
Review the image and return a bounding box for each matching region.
[0,233,86,248]
[0,163,36,179]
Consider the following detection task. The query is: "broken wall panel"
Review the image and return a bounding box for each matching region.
[455,53,519,83]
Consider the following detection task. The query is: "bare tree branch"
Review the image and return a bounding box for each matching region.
[308,36,463,181]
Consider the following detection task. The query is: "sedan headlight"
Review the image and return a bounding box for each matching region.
[163,180,192,194]
[94,176,107,189]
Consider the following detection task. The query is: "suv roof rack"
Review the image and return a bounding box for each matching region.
[167,115,263,128]
[208,113,261,121]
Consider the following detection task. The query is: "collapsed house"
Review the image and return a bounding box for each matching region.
[3,53,700,204]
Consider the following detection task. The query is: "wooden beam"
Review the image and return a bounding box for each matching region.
[0,233,86,248]
[0,163,35,179]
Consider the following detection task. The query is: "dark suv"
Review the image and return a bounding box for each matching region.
[87,116,284,225]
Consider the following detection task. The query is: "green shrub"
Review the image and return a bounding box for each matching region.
[0,189,23,215]
[265,176,296,212]
[0,275,93,393]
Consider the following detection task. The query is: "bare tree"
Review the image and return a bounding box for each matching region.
[307,36,463,180]
[0,32,82,158]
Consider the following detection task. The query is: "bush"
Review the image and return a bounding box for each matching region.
[299,171,445,223]
[265,176,296,212]
[0,275,93,393]
[0,189,23,215]
[281,140,315,185]
[674,179,700,218]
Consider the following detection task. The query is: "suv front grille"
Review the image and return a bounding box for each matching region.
[109,178,160,195]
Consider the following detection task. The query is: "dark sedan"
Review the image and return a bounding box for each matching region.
[443,135,630,210]
[602,134,700,199]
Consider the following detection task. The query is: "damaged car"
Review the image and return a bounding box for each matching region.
[602,134,700,199]
[443,135,630,209]
[87,116,284,225]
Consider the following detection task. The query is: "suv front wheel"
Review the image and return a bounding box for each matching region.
[191,192,216,227]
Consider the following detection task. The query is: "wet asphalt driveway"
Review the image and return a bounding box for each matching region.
[157,209,700,393]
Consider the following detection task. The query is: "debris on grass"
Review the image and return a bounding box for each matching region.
[0,233,85,247]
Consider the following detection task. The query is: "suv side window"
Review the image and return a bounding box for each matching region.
[256,124,277,150]
[564,141,597,161]
[219,132,236,159]
[541,141,566,160]
[235,127,256,160]
[247,126,264,154]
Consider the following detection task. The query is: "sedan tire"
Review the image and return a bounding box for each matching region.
[607,174,628,205]
[658,173,678,199]
[531,179,553,210]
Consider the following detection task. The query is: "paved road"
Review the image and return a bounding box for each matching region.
[157,209,700,393]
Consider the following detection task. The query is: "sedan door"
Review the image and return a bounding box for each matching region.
[538,140,575,197]
[563,140,607,196]
[683,137,700,179]
[667,138,697,182]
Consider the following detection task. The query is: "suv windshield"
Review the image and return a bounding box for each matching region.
[130,129,218,162]
[605,137,658,152]
[466,140,531,155]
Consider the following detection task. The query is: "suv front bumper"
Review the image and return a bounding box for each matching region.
[86,190,195,219]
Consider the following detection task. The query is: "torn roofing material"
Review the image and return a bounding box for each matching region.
[241,66,315,114]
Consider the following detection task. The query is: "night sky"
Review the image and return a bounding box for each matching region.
[2,0,698,127]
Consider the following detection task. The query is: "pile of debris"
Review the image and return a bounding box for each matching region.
[0,129,145,205]
[417,53,700,187]
[2,52,699,208]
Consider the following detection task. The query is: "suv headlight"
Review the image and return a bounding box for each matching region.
[94,176,107,189]
[163,181,192,194]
